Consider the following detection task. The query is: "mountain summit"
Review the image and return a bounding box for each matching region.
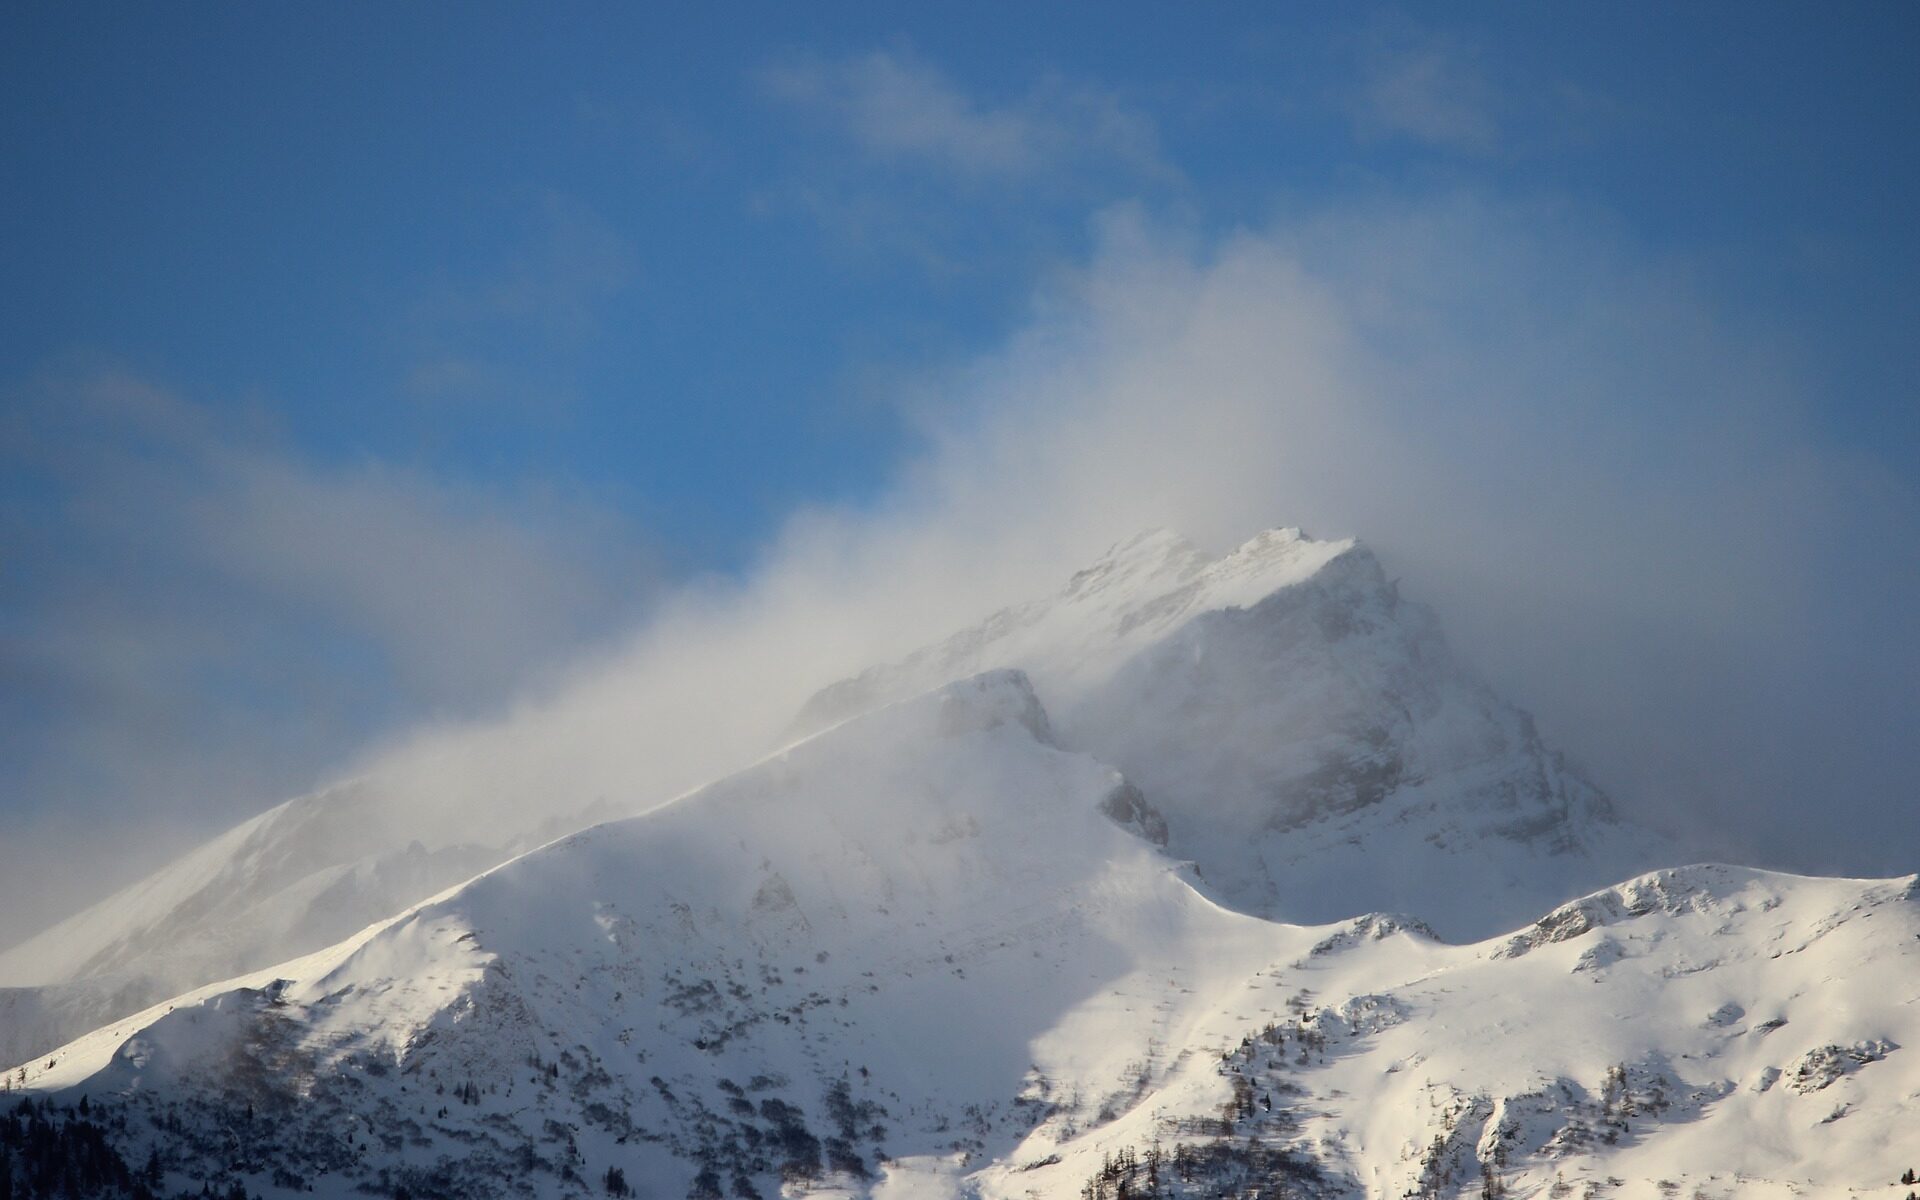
[798,527,1653,935]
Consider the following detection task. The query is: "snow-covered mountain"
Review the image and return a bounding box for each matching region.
[6,671,1916,1200]
[798,528,1656,936]
[0,527,1652,1068]
[8,524,1909,1200]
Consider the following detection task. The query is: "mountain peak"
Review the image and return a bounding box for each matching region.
[1094,524,1205,562]
[784,524,1650,938]
[1058,526,1210,602]
[1229,524,1312,555]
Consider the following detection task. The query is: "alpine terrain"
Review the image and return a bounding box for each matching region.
[3,529,1914,1200]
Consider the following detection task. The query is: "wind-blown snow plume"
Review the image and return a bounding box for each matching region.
[4,193,1915,969]
[345,195,1919,885]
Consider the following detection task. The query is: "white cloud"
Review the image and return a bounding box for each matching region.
[0,371,659,946]
[1355,30,1499,153]
[188,456,642,697]
[761,48,1171,182]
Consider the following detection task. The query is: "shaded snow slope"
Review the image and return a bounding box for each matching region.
[10,677,1917,1200]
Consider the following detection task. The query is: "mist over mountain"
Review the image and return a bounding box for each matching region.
[5,8,1918,1199]
[4,527,1652,1061]
[6,529,1914,1199]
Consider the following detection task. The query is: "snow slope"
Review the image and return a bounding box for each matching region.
[8,672,1295,1196]
[0,779,564,1067]
[995,862,1920,1200]
[9,674,1916,1200]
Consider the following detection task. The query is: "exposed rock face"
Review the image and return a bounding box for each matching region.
[1786,1041,1898,1094]
[1097,781,1169,847]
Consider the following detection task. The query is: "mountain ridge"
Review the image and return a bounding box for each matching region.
[0,526,1665,1070]
[6,668,1914,1199]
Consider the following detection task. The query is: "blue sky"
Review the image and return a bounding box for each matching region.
[3,3,1918,938]
[9,4,1918,525]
